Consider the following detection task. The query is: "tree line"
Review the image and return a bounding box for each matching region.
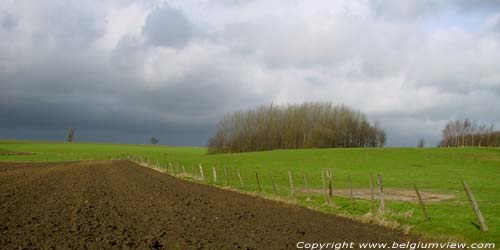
[439,119,500,147]
[208,102,386,154]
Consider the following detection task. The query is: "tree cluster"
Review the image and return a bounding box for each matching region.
[208,102,386,154]
[439,119,500,147]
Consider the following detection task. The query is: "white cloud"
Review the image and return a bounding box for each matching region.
[96,3,149,50]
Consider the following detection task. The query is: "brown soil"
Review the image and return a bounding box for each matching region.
[305,188,455,202]
[0,160,424,249]
[0,149,33,155]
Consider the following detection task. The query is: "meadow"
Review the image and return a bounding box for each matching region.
[1,140,499,244]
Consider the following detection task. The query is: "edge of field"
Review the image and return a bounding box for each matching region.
[132,159,465,245]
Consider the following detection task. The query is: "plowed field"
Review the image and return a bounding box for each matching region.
[0,160,422,249]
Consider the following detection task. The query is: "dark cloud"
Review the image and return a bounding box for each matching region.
[0,75,219,145]
[0,45,265,145]
[0,12,18,30]
[142,5,194,48]
[110,35,148,73]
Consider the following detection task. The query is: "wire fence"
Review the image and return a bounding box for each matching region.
[124,154,497,235]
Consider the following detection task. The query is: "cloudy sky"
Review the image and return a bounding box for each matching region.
[1,0,500,147]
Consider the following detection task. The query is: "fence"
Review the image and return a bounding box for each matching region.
[126,154,490,233]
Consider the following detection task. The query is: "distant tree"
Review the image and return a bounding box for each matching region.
[439,120,500,147]
[67,128,74,143]
[417,138,424,148]
[208,102,386,154]
[150,137,159,145]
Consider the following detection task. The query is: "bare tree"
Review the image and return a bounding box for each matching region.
[150,137,159,145]
[486,124,494,147]
[67,128,75,143]
[417,138,424,148]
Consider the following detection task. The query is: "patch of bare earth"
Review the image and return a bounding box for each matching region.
[0,149,33,155]
[306,188,455,202]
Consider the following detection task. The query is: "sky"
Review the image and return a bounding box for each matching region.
[1,0,500,147]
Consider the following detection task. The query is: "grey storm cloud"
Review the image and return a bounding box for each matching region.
[142,5,194,48]
[1,0,500,147]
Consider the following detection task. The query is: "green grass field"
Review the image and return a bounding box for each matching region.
[1,140,499,244]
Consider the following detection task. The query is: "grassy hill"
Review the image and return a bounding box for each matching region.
[1,140,499,244]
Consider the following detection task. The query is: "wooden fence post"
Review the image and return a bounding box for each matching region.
[462,180,488,232]
[414,184,431,222]
[370,174,376,215]
[327,169,333,205]
[166,162,171,174]
[224,166,229,186]
[304,173,311,200]
[288,171,294,196]
[321,170,329,203]
[270,175,277,194]
[237,170,244,188]
[182,165,186,175]
[212,167,217,183]
[377,174,385,214]
[349,175,354,209]
[256,172,262,192]
[199,164,205,181]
